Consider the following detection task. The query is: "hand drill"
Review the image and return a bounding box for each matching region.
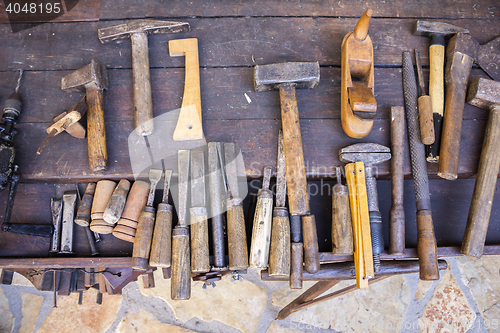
[1,71,53,237]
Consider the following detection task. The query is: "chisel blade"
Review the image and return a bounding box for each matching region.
[190,151,206,207]
[276,131,287,208]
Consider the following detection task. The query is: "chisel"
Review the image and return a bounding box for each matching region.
[331,166,353,255]
[190,151,210,273]
[250,166,273,269]
[131,169,163,270]
[208,142,226,269]
[220,143,248,271]
[49,198,63,253]
[171,150,191,300]
[269,131,291,277]
[149,170,173,267]
[59,191,77,254]
[75,183,96,227]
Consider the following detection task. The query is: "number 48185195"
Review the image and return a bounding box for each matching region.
[5,2,61,14]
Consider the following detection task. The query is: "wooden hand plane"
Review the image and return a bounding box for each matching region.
[341,9,377,138]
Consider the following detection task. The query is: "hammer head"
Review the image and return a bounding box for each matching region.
[339,143,391,165]
[98,19,190,43]
[467,77,500,110]
[413,21,468,37]
[61,59,108,93]
[254,62,320,92]
[446,33,479,59]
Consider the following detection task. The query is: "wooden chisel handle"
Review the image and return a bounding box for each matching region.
[290,242,303,289]
[417,95,435,145]
[426,38,445,163]
[86,86,107,172]
[389,106,405,255]
[417,210,439,279]
[302,214,320,274]
[149,203,173,267]
[171,226,191,300]
[269,207,291,277]
[462,106,500,258]
[250,188,273,269]
[332,182,353,255]
[279,84,309,215]
[227,198,249,271]
[131,207,155,271]
[190,206,210,273]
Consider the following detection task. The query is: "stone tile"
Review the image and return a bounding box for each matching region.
[19,293,44,333]
[37,287,122,333]
[272,276,411,332]
[457,255,500,332]
[139,269,268,333]
[415,279,434,301]
[116,309,196,333]
[0,287,14,333]
[265,321,302,333]
[11,273,33,287]
[418,266,476,332]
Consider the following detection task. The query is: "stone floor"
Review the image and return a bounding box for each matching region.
[0,255,499,333]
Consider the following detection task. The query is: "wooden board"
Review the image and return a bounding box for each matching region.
[99,0,500,20]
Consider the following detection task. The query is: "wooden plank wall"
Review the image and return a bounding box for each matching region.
[0,0,499,256]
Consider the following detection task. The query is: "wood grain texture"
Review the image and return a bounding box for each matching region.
[103,179,130,224]
[113,180,149,242]
[249,195,273,269]
[171,226,191,300]
[86,87,108,172]
[99,0,499,20]
[189,206,210,273]
[131,207,155,270]
[89,179,116,234]
[290,242,303,289]
[268,208,291,277]
[331,182,353,255]
[227,198,249,271]
[149,203,173,267]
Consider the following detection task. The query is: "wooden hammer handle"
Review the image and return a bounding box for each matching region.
[279,84,309,215]
[426,43,445,163]
[416,210,439,280]
[462,106,500,258]
[86,87,107,172]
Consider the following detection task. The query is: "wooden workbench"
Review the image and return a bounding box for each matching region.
[0,0,499,272]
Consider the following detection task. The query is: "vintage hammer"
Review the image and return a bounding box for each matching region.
[254,62,320,274]
[62,59,108,173]
[413,21,468,163]
[98,20,189,136]
[462,78,500,258]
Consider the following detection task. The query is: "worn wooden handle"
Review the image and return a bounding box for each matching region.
[332,184,353,255]
[279,84,309,215]
[416,210,439,280]
[269,207,291,277]
[131,32,154,136]
[86,87,107,172]
[417,95,435,145]
[190,206,210,273]
[290,242,303,289]
[227,198,249,271]
[113,180,149,242]
[462,106,500,258]
[131,207,155,271]
[353,8,373,41]
[426,43,445,163]
[390,106,406,255]
[250,195,273,269]
[438,52,475,180]
[75,183,96,227]
[302,214,320,274]
[90,180,116,234]
[171,226,191,300]
[149,203,173,267]
[103,179,131,225]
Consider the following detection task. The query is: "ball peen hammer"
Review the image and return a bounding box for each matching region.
[462,78,500,258]
[62,59,108,173]
[254,62,320,274]
[98,20,190,136]
[413,21,468,163]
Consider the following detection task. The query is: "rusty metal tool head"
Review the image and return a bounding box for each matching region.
[413,21,468,40]
[98,20,190,136]
[254,62,320,91]
[478,36,500,81]
[467,77,500,109]
[339,143,391,167]
[62,59,108,92]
